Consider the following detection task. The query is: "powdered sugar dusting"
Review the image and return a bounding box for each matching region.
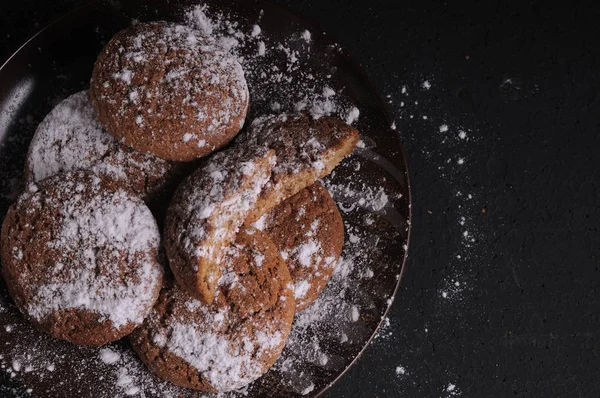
[18,174,163,329]
[26,91,173,202]
[294,280,310,299]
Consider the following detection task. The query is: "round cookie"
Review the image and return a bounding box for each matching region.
[90,21,249,161]
[130,227,294,392]
[25,90,178,205]
[255,182,344,311]
[0,171,164,346]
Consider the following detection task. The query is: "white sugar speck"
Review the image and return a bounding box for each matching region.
[257,41,266,56]
[301,383,315,395]
[345,107,360,125]
[251,24,261,37]
[100,348,121,365]
[301,30,311,42]
[439,124,449,132]
[458,130,467,139]
[422,80,431,89]
[323,86,336,97]
[395,366,406,375]
[349,305,360,322]
[12,360,21,372]
[457,158,465,165]
[125,386,140,396]
[447,383,456,391]
[442,291,448,298]
[294,280,310,299]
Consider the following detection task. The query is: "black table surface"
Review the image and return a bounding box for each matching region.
[1,1,599,397]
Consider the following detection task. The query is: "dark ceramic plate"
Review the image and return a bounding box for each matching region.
[0,0,411,396]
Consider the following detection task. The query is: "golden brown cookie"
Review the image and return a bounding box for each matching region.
[130,227,294,392]
[164,145,276,304]
[0,171,163,346]
[24,90,179,206]
[237,113,359,224]
[256,182,344,311]
[90,21,249,161]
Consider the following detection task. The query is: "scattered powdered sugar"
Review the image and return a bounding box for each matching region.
[273,172,406,394]
[184,5,360,123]
[360,72,486,394]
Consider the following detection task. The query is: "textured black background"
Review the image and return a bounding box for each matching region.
[1,1,600,397]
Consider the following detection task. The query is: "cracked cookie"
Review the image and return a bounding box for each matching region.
[164,144,275,304]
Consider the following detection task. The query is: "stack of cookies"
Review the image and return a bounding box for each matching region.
[0,21,358,392]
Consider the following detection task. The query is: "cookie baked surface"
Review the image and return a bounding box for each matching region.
[257,182,344,311]
[164,144,275,304]
[131,227,294,392]
[0,171,163,346]
[25,90,177,205]
[90,21,249,161]
[237,113,359,223]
